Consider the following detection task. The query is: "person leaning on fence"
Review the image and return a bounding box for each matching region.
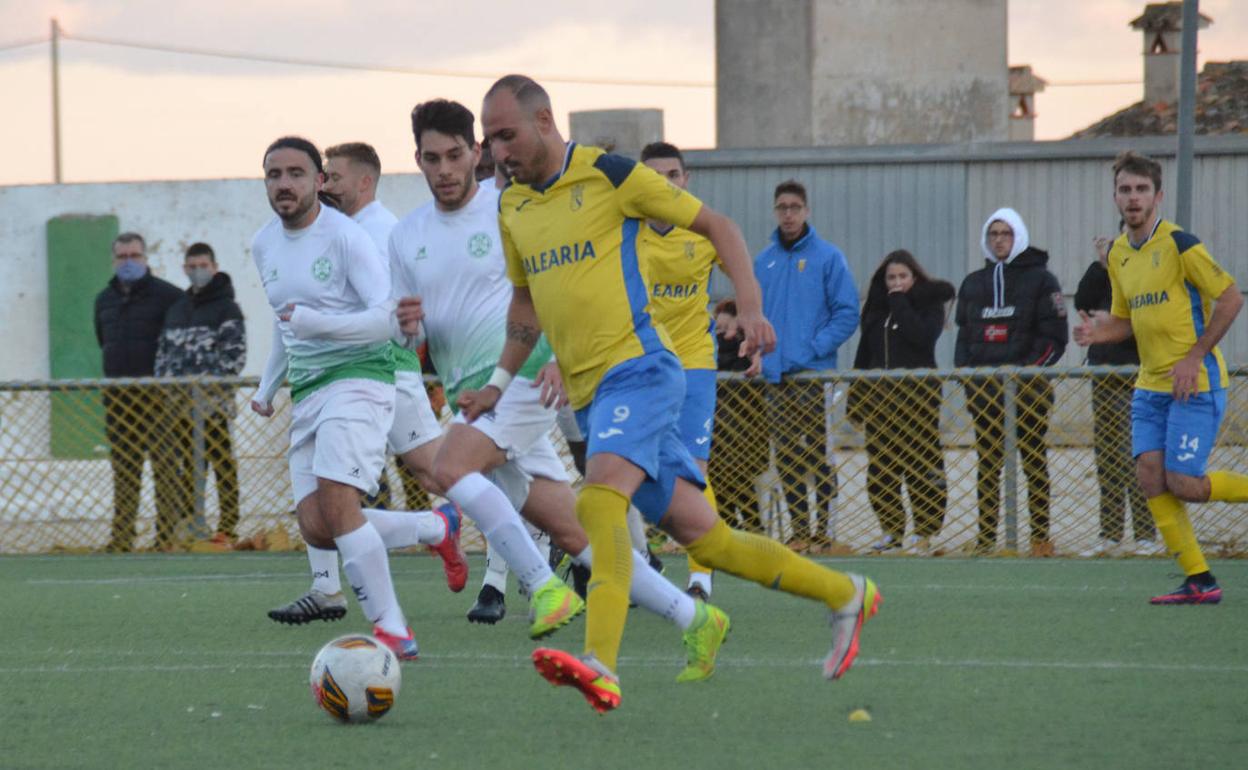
[849,249,954,555]
[1073,224,1157,557]
[94,232,184,552]
[706,298,770,535]
[154,242,247,548]
[755,179,859,550]
[955,208,1068,557]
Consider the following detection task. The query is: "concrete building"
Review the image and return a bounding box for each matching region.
[1132,2,1212,107]
[715,0,1008,147]
[1008,65,1047,142]
[568,109,664,158]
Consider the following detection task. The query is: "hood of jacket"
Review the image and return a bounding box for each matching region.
[191,271,236,305]
[980,207,1030,264]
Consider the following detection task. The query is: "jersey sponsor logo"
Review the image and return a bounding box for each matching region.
[597,428,624,439]
[415,245,428,261]
[311,256,333,282]
[652,282,699,299]
[521,240,598,275]
[983,324,1008,343]
[797,258,807,273]
[980,306,1015,319]
[684,241,695,260]
[1129,290,1169,309]
[1152,251,1160,268]
[262,267,279,286]
[570,184,584,211]
[515,199,532,212]
[468,232,492,258]
[694,436,710,445]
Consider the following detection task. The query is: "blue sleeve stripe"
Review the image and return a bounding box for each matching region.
[1185,280,1222,389]
[593,153,636,189]
[1172,230,1202,253]
[619,217,664,354]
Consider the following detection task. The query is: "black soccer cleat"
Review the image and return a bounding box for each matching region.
[267,590,348,625]
[467,584,506,624]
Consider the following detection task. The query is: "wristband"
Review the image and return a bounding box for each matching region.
[486,367,513,393]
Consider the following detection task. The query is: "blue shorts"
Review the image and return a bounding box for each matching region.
[1132,389,1226,476]
[576,351,705,524]
[677,368,717,461]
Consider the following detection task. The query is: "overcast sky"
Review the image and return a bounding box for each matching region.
[1,0,1244,186]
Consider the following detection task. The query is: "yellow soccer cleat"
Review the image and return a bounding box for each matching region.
[676,601,730,683]
[532,648,621,714]
[527,575,586,640]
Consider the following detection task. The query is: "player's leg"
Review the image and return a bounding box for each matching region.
[678,369,718,597]
[1017,377,1054,556]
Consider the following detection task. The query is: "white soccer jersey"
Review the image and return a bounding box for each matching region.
[388,183,549,404]
[251,204,395,402]
[353,200,421,375]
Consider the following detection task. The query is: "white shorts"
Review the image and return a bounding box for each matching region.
[288,378,395,506]
[555,403,583,443]
[388,370,444,455]
[453,376,570,485]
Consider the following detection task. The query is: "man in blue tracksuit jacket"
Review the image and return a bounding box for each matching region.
[754,179,859,546]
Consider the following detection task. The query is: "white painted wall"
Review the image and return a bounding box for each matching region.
[0,173,432,380]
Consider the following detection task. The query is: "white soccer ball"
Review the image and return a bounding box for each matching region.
[309,634,402,723]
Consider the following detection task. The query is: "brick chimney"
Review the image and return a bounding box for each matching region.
[1008,65,1047,141]
[1129,2,1211,107]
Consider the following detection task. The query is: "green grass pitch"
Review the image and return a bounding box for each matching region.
[1,553,1245,769]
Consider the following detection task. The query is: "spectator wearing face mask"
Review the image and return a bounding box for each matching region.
[95,232,184,551]
[155,242,247,548]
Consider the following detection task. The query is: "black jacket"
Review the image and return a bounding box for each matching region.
[1073,261,1140,366]
[155,272,247,377]
[954,247,1068,367]
[94,271,183,377]
[854,280,956,370]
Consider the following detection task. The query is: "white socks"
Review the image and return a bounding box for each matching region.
[574,546,697,630]
[335,523,407,637]
[626,505,649,553]
[362,507,447,549]
[307,545,341,595]
[446,473,553,595]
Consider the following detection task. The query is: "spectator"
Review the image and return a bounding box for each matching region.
[755,179,859,548]
[706,298,770,533]
[850,249,954,555]
[955,208,1068,556]
[155,242,247,547]
[1074,226,1157,557]
[94,232,183,551]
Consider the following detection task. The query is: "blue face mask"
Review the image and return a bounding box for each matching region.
[115,260,146,283]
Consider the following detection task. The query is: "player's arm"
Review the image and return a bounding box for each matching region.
[390,232,426,349]
[286,232,398,344]
[685,207,775,359]
[251,318,287,416]
[458,286,542,421]
[1073,311,1132,346]
[1171,283,1242,400]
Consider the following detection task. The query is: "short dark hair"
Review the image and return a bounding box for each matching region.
[774,179,807,204]
[185,242,215,262]
[640,142,685,171]
[1113,150,1162,192]
[325,142,381,176]
[263,136,323,175]
[113,232,145,250]
[411,99,477,152]
[485,74,551,110]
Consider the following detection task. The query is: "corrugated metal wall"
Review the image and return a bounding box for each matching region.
[686,135,1248,366]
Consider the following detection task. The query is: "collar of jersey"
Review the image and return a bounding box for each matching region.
[1127,217,1163,251]
[648,222,676,237]
[530,142,577,194]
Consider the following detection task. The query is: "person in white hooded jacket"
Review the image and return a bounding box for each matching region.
[955,208,1068,556]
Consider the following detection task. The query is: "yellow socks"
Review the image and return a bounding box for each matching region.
[1147,493,1209,576]
[684,519,856,609]
[1207,470,1248,503]
[575,484,632,674]
[686,479,719,585]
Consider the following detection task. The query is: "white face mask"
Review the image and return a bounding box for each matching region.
[187,267,214,289]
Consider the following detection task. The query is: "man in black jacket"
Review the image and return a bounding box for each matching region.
[94,232,184,551]
[155,242,247,546]
[955,208,1068,556]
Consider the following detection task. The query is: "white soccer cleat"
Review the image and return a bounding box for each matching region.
[823,573,881,681]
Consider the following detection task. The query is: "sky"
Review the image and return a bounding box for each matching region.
[0,0,1245,186]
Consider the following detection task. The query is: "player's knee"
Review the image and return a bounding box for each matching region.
[431,460,467,495]
[1165,471,1210,503]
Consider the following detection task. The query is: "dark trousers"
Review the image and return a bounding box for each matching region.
[769,378,836,542]
[104,385,182,551]
[965,376,1053,550]
[169,407,241,539]
[708,379,769,533]
[1091,374,1152,541]
[863,378,948,541]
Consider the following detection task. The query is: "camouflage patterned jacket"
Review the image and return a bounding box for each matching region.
[155,271,246,379]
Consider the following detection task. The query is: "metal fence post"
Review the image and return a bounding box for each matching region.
[1002,375,1019,551]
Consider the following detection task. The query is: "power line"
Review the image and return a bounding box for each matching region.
[0,36,49,54]
[60,31,716,89]
[1045,79,1142,87]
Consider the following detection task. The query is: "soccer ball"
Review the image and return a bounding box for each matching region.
[309,635,402,723]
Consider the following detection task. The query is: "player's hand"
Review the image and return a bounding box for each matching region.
[531,361,568,409]
[458,386,502,422]
[396,296,425,336]
[735,309,776,359]
[715,312,740,341]
[744,350,763,377]
[250,399,274,417]
[1170,354,1201,402]
[1094,236,1112,265]
[1072,310,1102,347]
[278,303,296,322]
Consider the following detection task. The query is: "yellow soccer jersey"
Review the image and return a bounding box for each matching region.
[500,143,704,409]
[639,224,721,370]
[1108,219,1236,393]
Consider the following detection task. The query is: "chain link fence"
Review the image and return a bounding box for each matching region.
[3,369,1247,557]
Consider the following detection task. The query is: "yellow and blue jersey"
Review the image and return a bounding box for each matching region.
[1108,219,1236,393]
[500,143,704,409]
[639,224,721,370]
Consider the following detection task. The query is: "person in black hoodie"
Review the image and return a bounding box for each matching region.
[1073,227,1156,557]
[955,208,1068,556]
[850,250,954,554]
[94,232,184,551]
[155,242,247,545]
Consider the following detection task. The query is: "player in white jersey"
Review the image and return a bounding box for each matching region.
[267,141,467,627]
[396,100,727,679]
[248,136,421,659]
